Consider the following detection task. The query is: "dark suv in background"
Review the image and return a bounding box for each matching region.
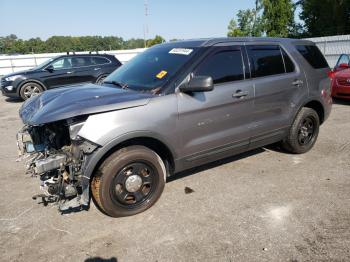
[1,53,121,100]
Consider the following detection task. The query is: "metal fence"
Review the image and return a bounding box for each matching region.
[0,48,145,76]
[1,35,349,76]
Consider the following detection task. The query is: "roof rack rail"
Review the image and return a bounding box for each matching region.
[89,51,99,54]
[66,51,76,55]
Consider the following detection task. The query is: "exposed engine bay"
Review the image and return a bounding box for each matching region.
[17,117,98,212]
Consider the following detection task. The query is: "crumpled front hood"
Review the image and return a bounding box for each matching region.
[19,83,154,125]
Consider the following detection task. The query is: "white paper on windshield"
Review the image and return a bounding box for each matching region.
[169,48,193,55]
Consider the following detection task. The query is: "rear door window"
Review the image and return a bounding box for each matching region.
[296,45,329,69]
[195,47,244,84]
[71,57,89,68]
[246,45,285,78]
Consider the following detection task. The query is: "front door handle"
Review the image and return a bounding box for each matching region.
[94,67,101,71]
[66,71,74,74]
[232,90,249,98]
[292,79,304,87]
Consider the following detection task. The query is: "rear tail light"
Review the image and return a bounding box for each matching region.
[328,70,335,79]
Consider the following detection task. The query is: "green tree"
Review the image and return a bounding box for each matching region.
[261,0,294,37]
[227,1,264,37]
[298,0,350,37]
[0,35,164,54]
[2,34,19,54]
[227,19,245,37]
[25,38,45,53]
[124,38,145,49]
[146,35,165,47]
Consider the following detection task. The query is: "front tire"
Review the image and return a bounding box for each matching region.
[95,75,107,85]
[91,146,166,217]
[282,107,320,154]
[19,82,43,100]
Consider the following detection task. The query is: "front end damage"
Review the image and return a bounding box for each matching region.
[17,117,98,212]
[16,84,153,213]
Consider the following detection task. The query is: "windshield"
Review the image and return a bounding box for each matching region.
[104,46,198,92]
[34,58,54,69]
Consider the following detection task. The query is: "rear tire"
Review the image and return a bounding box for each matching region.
[19,82,43,100]
[91,146,166,217]
[282,107,320,154]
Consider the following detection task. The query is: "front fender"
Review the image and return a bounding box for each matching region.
[81,131,177,179]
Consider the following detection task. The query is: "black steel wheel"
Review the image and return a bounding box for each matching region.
[282,107,320,154]
[297,116,316,146]
[110,161,157,208]
[91,146,166,217]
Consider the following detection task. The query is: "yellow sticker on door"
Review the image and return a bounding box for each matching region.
[156,70,168,79]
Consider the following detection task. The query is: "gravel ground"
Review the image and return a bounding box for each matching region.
[0,96,349,262]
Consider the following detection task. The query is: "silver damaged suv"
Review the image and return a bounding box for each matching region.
[17,38,332,217]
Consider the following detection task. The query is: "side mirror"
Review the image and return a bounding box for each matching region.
[45,65,54,72]
[180,76,214,93]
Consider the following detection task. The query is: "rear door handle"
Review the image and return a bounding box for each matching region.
[292,79,304,87]
[66,71,74,74]
[232,90,249,98]
[94,67,101,71]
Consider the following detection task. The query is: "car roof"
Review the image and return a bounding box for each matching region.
[157,37,315,48]
[55,53,114,59]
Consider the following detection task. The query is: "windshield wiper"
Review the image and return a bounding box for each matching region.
[103,80,129,89]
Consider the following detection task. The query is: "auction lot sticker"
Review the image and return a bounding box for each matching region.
[169,48,193,55]
[156,70,168,79]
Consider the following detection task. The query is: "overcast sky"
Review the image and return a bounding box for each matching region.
[0,0,257,40]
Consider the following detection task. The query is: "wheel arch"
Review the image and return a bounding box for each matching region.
[17,79,47,96]
[302,99,325,124]
[85,134,176,182]
[95,74,109,84]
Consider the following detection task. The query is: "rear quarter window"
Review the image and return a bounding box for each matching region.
[91,57,110,65]
[296,45,329,69]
